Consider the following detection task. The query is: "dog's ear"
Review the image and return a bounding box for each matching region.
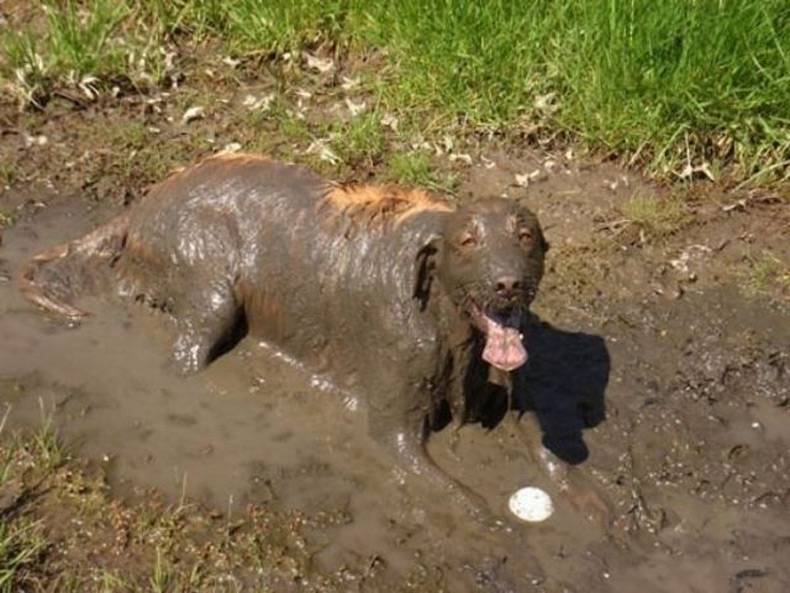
[413,235,441,310]
[515,198,549,252]
[538,224,550,252]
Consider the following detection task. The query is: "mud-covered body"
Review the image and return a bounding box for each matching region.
[119,156,455,415]
[20,154,607,524]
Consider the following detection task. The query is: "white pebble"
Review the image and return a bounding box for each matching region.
[509,486,554,522]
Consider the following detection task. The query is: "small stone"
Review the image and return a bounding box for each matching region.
[220,142,242,154]
[181,106,205,124]
[509,487,554,522]
[24,134,48,147]
[480,155,496,169]
[449,153,473,165]
[528,168,548,182]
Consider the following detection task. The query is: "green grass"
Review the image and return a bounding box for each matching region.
[149,548,174,593]
[2,0,788,183]
[0,210,14,229]
[387,152,434,186]
[1,0,162,104]
[43,0,130,79]
[331,113,385,168]
[158,0,789,182]
[386,151,457,193]
[620,193,691,238]
[0,521,46,593]
[742,250,790,297]
[22,400,67,473]
[0,164,17,189]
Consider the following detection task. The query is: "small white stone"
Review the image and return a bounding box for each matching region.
[24,134,48,147]
[480,155,496,169]
[509,486,554,522]
[449,153,473,165]
[514,173,530,187]
[181,106,205,124]
[220,142,242,154]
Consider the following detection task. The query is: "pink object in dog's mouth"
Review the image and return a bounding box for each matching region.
[470,306,527,372]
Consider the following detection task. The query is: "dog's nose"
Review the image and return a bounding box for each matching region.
[495,275,521,296]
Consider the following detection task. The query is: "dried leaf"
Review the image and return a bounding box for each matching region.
[345,98,366,117]
[304,53,334,74]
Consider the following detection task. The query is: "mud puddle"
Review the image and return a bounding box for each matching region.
[1,197,789,592]
[0,199,571,590]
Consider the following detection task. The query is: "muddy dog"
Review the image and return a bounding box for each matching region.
[20,154,605,525]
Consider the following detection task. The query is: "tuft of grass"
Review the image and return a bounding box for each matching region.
[273,108,314,145]
[0,211,14,229]
[387,152,434,186]
[149,548,175,593]
[244,102,319,165]
[0,521,46,593]
[1,0,162,104]
[141,0,230,41]
[0,164,17,189]
[108,120,150,149]
[176,0,354,54]
[42,0,130,80]
[28,402,67,472]
[2,0,127,89]
[742,250,790,297]
[386,151,457,193]
[1,32,50,107]
[331,113,385,168]
[92,570,128,593]
[620,194,690,238]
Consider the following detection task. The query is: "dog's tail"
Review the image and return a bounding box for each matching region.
[18,212,131,320]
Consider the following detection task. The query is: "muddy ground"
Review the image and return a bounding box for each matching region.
[1,46,789,593]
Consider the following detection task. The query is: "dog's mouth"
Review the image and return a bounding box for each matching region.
[468,303,527,372]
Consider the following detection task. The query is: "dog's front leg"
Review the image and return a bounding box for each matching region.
[367,388,502,530]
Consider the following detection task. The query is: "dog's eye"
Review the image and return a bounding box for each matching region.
[518,229,533,243]
[459,234,478,248]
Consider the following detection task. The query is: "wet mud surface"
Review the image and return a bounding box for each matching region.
[1,174,788,592]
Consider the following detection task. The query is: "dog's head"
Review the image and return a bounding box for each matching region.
[414,198,548,371]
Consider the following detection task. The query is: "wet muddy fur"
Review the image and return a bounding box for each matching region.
[18,154,575,523]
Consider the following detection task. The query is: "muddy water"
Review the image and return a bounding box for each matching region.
[1,198,789,592]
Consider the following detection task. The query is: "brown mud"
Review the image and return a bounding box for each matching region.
[1,45,789,591]
[1,166,788,592]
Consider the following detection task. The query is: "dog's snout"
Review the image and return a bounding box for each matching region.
[495,275,521,296]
